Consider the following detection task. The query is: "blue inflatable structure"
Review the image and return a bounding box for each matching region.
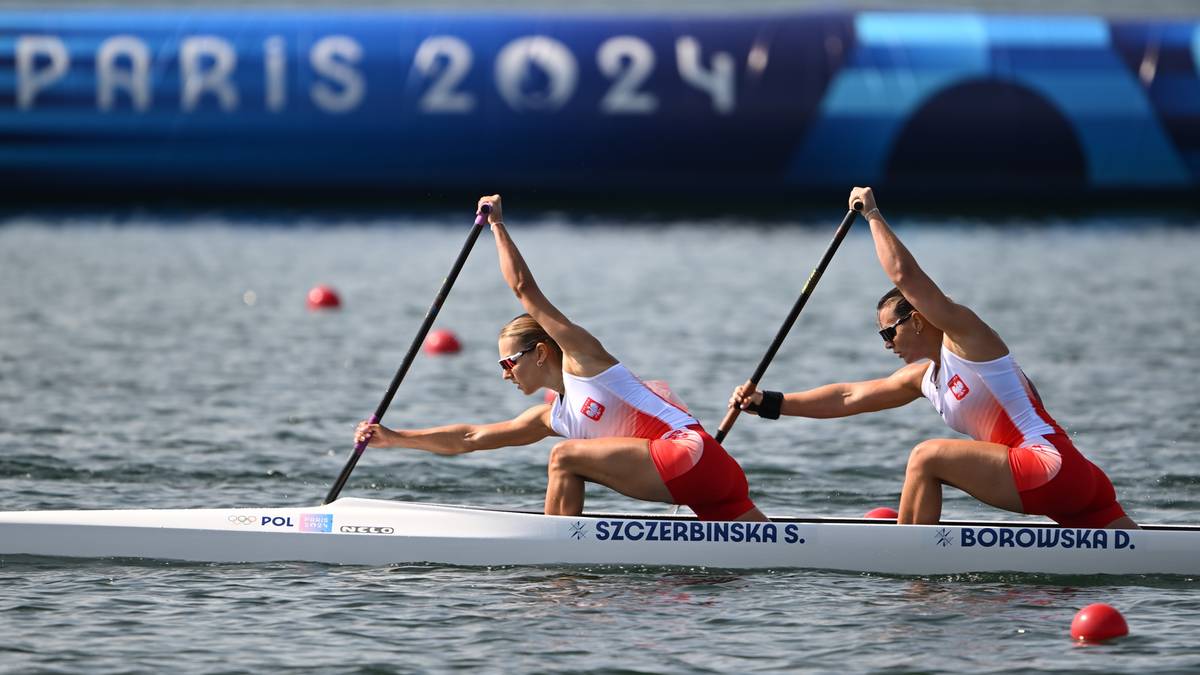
[1,9,1197,197]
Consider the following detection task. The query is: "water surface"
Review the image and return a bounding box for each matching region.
[1,212,1197,673]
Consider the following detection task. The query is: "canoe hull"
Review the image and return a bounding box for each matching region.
[0,498,1195,575]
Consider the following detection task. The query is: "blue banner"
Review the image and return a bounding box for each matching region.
[0,10,1197,196]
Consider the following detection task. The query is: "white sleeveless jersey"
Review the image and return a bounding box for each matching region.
[921,345,1064,448]
[549,363,698,440]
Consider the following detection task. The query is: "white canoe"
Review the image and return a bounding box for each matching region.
[0,497,1196,575]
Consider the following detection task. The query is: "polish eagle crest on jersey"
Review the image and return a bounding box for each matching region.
[580,397,606,421]
[948,374,970,400]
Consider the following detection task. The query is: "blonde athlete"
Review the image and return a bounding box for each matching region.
[359,195,767,522]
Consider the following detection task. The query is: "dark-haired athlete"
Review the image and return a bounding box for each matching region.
[731,187,1136,529]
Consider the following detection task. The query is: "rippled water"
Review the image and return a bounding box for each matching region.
[2,212,1198,673]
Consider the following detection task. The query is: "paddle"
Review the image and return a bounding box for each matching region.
[322,204,491,505]
[714,201,863,444]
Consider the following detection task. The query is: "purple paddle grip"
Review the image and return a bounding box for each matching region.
[474,202,492,225]
[353,414,380,454]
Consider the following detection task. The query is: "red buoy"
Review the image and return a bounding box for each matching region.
[423,328,462,355]
[306,284,341,310]
[1071,603,1129,641]
[864,507,899,519]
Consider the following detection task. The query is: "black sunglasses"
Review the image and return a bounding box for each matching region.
[878,312,916,342]
[498,345,536,371]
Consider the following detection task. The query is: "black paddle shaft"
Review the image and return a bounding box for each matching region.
[715,204,862,444]
[323,206,491,504]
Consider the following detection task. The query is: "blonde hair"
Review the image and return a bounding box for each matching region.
[499,314,560,355]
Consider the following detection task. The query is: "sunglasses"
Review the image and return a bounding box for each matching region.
[878,311,916,342]
[498,345,536,371]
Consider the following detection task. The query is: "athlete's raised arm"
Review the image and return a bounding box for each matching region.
[354,403,556,456]
[479,194,616,376]
[850,187,1007,361]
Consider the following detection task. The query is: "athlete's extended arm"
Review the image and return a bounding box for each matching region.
[730,362,927,418]
[850,187,1006,360]
[354,404,555,455]
[479,194,616,375]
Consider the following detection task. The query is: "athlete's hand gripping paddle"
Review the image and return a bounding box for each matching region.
[323,204,491,505]
[714,201,864,443]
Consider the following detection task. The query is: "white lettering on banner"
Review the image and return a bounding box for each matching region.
[675,36,735,114]
[17,35,69,110]
[310,35,364,113]
[97,36,151,112]
[264,36,287,112]
[181,36,238,111]
[495,36,578,112]
[413,36,476,113]
[8,32,746,116]
[597,36,658,114]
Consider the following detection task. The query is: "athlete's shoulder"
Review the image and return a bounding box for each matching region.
[892,360,932,392]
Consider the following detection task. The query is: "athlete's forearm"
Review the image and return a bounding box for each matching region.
[390,425,483,455]
[781,383,861,419]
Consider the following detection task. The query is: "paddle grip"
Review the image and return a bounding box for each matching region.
[715,398,747,444]
[475,203,492,225]
[353,414,380,454]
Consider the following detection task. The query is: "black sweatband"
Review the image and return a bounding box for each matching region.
[754,390,783,420]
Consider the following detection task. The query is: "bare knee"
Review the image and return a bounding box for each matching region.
[905,440,944,478]
[548,440,579,476]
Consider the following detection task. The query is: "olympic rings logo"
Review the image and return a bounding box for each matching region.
[227,515,258,525]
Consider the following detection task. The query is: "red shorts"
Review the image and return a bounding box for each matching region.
[648,425,756,521]
[1009,433,1127,528]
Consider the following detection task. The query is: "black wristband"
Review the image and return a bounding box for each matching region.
[753,390,783,420]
